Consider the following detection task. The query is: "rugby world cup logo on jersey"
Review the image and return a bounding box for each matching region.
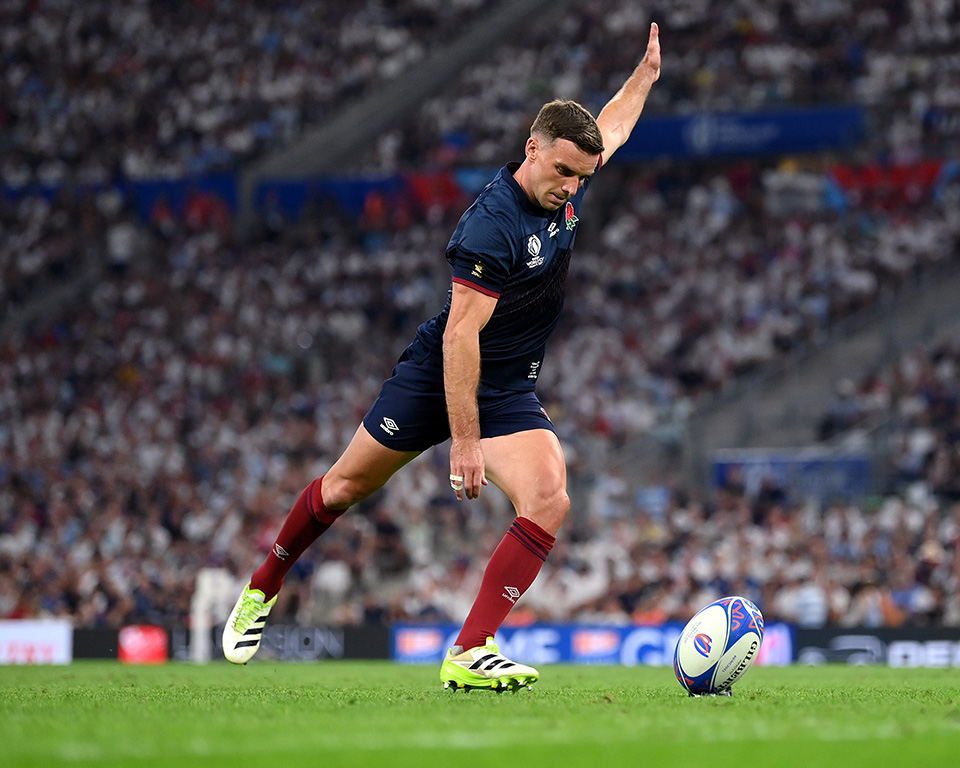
[526,234,544,268]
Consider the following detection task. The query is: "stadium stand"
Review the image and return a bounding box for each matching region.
[358,0,960,171]
[0,0,501,315]
[0,0,498,180]
[2,0,960,631]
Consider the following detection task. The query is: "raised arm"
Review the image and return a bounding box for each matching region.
[443,282,497,501]
[596,22,661,167]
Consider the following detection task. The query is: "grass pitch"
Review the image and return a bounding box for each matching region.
[5,662,960,767]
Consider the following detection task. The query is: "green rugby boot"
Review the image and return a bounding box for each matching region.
[222,583,276,664]
[440,637,539,692]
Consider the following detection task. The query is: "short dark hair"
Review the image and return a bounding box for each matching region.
[530,99,604,156]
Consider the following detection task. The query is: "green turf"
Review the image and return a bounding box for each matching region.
[4,662,960,767]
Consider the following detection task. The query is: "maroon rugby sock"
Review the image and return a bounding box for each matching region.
[250,475,344,600]
[455,516,556,650]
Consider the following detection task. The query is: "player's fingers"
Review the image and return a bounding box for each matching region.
[465,470,486,500]
[649,21,659,42]
[450,473,464,501]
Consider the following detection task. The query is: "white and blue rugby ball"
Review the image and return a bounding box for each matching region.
[674,596,764,695]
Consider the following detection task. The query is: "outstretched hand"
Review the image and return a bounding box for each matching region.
[642,22,661,83]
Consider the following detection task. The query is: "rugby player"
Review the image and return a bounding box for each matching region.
[224,22,662,690]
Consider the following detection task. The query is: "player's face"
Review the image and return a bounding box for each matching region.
[525,136,598,210]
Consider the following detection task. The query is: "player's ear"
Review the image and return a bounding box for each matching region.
[525,135,539,160]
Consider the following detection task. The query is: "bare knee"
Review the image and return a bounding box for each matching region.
[519,486,570,536]
[320,469,378,511]
[319,425,417,511]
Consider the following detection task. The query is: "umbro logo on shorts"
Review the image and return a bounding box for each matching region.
[380,417,399,435]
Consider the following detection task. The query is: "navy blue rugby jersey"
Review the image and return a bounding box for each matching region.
[407,161,594,392]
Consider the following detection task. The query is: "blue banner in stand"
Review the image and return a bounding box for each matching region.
[617,106,865,160]
[712,449,872,503]
[391,623,794,666]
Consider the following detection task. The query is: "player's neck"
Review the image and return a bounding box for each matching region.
[511,159,539,208]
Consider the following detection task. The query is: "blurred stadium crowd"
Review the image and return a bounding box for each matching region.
[1,0,489,181]
[365,0,960,170]
[2,0,960,630]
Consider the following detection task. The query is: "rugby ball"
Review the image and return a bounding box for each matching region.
[673,596,764,695]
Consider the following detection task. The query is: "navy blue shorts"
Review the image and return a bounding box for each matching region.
[362,352,555,452]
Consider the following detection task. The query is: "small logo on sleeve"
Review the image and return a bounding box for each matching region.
[471,262,484,278]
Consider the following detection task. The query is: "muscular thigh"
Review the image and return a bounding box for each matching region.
[323,424,420,510]
[481,428,569,535]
